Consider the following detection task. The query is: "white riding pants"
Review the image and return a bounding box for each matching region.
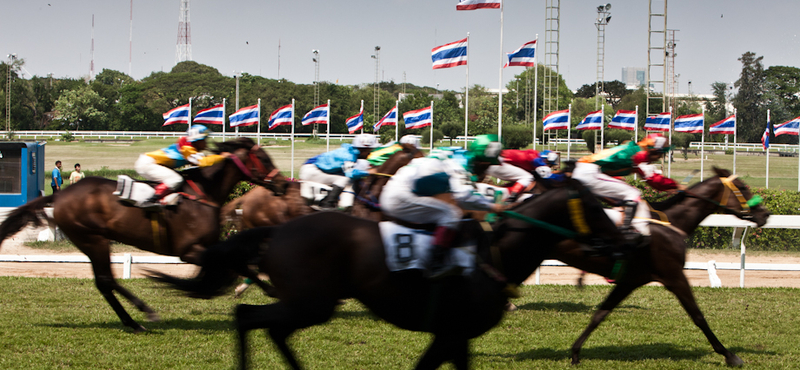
[299,164,350,188]
[380,187,462,229]
[572,161,651,235]
[134,155,183,190]
[485,162,534,187]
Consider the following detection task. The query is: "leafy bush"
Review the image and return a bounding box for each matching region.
[502,124,533,149]
[61,131,75,142]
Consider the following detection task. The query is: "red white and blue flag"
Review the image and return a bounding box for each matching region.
[774,116,800,137]
[162,104,190,126]
[432,38,468,70]
[674,113,704,133]
[542,109,570,131]
[193,104,224,125]
[576,110,603,130]
[301,104,329,126]
[644,112,671,132]
[504,40,536,68]
[403,106,433,130]
[230,105,260,128]
[456,0,501,10]
[345,109,364,134]
[609,110,637,130]
[374,106,398,131]
[762,124,770,150]
[709,115,736,135]
[266,105,292,130]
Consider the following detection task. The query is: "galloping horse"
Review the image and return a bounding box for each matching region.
[153,179,624,369]
[550,167,769,366]
[221,181,311,230]
[0,137,286,332]
[351,142,423,221]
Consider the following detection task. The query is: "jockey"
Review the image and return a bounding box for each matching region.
[134,124,227,205]
[367,135,421,167]
[380,134,507,278]
[299,134,380,210]
[485,149,560,201]
[571,134,683,246]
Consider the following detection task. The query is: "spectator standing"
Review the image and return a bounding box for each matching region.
[51,160,63,193]
[69,163,85,184]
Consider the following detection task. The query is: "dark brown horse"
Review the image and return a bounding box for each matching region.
[0,137,286,332]
[153,179,623,369]
[549,167,769,366]
[350,143,424,221]
[221,181,311,231]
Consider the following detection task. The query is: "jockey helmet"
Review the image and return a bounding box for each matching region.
[639,134,671,153]
[187,125,210,143]
[541,150,560,166]
[352,134,380,149]
[399,135,421,148]
[468,134,502,165]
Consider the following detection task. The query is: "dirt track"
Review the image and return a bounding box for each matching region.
[3,235,800,288]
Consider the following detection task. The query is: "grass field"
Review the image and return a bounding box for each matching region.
[0,278,797,369]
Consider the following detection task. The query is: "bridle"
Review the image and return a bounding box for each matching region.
[229,145,281,184]
[683,175,762,221]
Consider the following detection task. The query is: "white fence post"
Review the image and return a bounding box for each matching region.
[123,253,132,279]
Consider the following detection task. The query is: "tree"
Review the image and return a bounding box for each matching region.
[501,124,533,149]
[439,121,463,146]
[573,80,629,109]
[733,52,766,143]
[54,85,108,130]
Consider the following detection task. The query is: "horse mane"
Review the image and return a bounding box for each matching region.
[213,137,256,154]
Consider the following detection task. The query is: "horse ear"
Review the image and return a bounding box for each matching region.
[713,166,731,178]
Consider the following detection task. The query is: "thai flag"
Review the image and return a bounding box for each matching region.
[162,104,190,126]
[193,104,224,125]
[456,0,501,10]
[345,110,364,134]
[403,106,433,130]
[266,105,292,130]
[644,112,671,132]
[301,104,329,126]
[542,109,570,131]
[504,40,536,68]
[674,113,704,133]
[709,115,735,135]
[576,110,603,130]
[374,106,398,131]
[432,38,468,70]
[774,116,800,137]
[230,105,260,128]
[762,125,770,150]
[609,110,637,130]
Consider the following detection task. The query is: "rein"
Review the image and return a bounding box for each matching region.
[683,175,761,220]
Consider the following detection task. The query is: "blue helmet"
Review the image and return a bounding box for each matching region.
[187,125,210,142]
[540,150,559,166]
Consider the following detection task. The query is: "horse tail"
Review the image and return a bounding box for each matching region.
[150,226,275,298]
[0,195,53,249]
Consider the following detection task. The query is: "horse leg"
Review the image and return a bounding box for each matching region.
[662,273,744,366]
[236,301,336,370]
[571,281,641,365]
[415,335,470,370]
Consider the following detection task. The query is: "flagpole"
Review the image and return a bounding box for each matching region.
[668,106,673,177]
[733,108,737,175]
[222,98,227,141]
[257,98,261,145]
[533,34,539,151]
[395,100,399,143]
[497,0,504,140]
[326,99,331,152]
[567,103,572,159]
[634,105,639,180]
[766,109,770,189]
[291,99,296,179]
[464,32,470,149]
[701,106,705,181]
[430,100,434,151]
[188,97,192,126]
[600,104,605,151]
[360,100,364,134]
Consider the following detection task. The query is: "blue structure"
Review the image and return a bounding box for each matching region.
[0,142,46,207]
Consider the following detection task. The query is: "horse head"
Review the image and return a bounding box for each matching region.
[678,167,770,227]
[215,137,287,195]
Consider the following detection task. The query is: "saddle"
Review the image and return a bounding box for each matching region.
[299,181,355,210]
[113,175,180,208]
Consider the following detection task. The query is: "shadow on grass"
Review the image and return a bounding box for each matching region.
[42,318,234,333]
[515,300,645,313]
[477,343,775,364]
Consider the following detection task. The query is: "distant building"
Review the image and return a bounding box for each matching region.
[621,67,646,89]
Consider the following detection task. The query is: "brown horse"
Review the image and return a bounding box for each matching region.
[152,178,624,369]
[0,137,286,332]
[221,181,311,231]
[549,167,769,366]
[350,142,424,221]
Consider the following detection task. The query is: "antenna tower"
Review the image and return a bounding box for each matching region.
[666,29,679,113]
[372,46,381,128]
[129,0,133,76]
[543,0,561,147]
[176,0,192,64]
[646,0,667,117]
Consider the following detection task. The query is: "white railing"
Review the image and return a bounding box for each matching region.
[0,253,182,279]
[689,141,799,153]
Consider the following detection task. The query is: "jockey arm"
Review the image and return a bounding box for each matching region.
[632,151,679,191]
[180,144,226,167]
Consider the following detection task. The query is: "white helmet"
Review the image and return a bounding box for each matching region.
[352,134,380,148]
[399,135,421,148]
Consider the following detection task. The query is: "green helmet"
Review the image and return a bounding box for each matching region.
[468,134,502,165]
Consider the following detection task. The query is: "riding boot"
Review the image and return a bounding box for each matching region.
[617,200,642,258]
[506,182,526,203]
[318,185,344,211]
[142,183,171,207]
[428,226,461,280]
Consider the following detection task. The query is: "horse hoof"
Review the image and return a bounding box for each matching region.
[726,354,744,367]
[504,302,518,312]
[146,312,161,322]
[133,325,147,333]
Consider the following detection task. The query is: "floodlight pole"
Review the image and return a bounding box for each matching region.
[5,53,16,133]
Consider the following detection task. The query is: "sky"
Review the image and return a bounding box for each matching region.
[2,0,799,96]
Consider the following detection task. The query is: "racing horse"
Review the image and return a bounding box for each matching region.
[550,167,770,366]
[0,137,286,332]
[350,142,424,221]
[152,178,624,369]
[220,181,311,231]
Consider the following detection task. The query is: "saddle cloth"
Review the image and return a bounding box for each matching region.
[379,221,476,276]
[113,175,179,206]
[474,182,533,203]
[299,181,355,209]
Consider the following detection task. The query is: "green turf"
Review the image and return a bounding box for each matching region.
[0,278,797,369]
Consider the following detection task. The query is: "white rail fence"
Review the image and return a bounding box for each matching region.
[2,215,799,285]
